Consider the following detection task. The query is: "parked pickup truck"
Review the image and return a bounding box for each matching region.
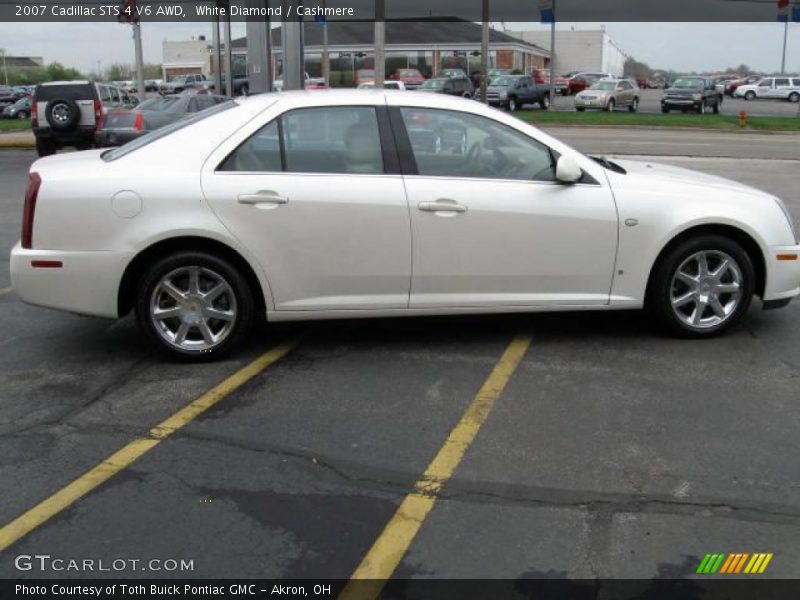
[661,76,722,114]
[159,74,211,94]
[486,74,550,111]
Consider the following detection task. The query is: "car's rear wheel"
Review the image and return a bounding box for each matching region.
[649,235,754,337]
[789,92,800,103]
[576,107,586,112]
[540,94,550,110]
[604,98,615,112]
[135,252,255,361]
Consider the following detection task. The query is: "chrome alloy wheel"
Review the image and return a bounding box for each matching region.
[51,102,72,124]
[149,266,237,352]
[670,250,743,330]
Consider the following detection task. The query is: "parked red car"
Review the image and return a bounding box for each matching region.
[567,73,611,95]
[390,68,425,90]
[725,75,761,96]
[355,69,375,86]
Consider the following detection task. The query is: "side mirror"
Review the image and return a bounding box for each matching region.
[556,155,582,184]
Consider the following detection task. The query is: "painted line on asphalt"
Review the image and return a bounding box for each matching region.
[0,336,301,552]
[340,332,532,600]
[0,286,12,297]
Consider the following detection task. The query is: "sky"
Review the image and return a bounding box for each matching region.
[0,21,797,75]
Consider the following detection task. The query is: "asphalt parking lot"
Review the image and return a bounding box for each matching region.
[1,131,800,582]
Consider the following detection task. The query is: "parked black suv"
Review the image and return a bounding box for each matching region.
[32,81,132,156]
[418,76,475,98]
[661,76,722,114]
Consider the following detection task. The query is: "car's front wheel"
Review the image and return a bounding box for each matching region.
[649,235,754,337]
[745,91,756,101]
[507,96,518,112]
[135,252,255,360]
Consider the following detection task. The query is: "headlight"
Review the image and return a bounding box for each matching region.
[774,197,798,243]
[692,93,702,100]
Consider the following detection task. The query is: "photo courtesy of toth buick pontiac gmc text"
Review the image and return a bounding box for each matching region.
[10,90,800,360]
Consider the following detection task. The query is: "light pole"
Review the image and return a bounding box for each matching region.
[0,49,8,86]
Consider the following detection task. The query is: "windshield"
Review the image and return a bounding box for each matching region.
[421,79,446,90]
[591,81,617,91]
[490,77,514,86]
[672,78,704,89]
[136,97,173,111]
[14,97,31,107]
[102,100,235,161]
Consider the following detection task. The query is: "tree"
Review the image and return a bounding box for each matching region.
[623,57,652,80]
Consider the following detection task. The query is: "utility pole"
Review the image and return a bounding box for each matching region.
[0,49,9,86]
[374,0,385,86]
[222,3,233,97]
[282,1,305,90]
[322,1,330,85]
[549,0,556,106]
[781,20,788,75]
[212,11,222,93]
[480,2,489,103]
[133,22,146,101]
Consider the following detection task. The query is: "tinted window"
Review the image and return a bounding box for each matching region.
[35,83,95,101]
[220,106,385,175]
[220,119,281,172]
[775,78,790,86]
[283,106,383,174]
[400,107,556,182]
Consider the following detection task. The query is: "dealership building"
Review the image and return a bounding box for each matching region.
[509,28,629,77]
[228,19,551,86]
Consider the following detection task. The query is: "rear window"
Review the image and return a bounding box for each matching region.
[102,100,236,161]
[35,83,95,102]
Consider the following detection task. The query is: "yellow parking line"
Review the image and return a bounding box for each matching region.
[0,286,12,296]
[0,337,301,552]
[340,333,532,600]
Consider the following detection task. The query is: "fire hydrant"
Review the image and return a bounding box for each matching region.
[738,110,748,128]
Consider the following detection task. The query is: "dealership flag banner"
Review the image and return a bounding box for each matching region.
[539,0,555,23]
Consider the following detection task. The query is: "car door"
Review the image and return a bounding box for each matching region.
[201,102,412,311]
[390,104,618,309]
[757,78,773,98]
[773,78,791,99]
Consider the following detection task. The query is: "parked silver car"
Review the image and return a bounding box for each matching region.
[575,79,640,112]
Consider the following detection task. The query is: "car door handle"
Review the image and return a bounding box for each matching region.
[418,200,468,214]
[238,192,289,206]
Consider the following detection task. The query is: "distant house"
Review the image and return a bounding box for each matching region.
[162,37,213,82]
[2,56,45,69]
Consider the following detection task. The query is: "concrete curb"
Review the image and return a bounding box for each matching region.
[0,130,35,148]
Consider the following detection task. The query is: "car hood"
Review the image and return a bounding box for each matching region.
[736,84,757,92]
[608,158,775,201]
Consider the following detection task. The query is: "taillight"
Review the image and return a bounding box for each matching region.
[133,111,144,131]
[31,96,38,125]
[94,99,103,130]
[21,172,41,249]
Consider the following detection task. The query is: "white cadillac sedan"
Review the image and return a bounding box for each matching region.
[10,91,800,360]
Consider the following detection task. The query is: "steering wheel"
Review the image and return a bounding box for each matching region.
[466,141,483,168]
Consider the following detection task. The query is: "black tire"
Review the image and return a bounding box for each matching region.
[135,251,255,361]
[576,107,586,112]
[240,84,249,97]
[45,98,81,132]
[17,110,29,120]
[35,137,56,157]
[629,97,639,112]
[789,92,800,103]
[539,94,550,110]
[661,106,670,113]
[744,91,756,101]
[712,99,720,114]
[604,98,615,112]
[697,102,706,115]
[648,235,755,338]
[507,96,518,112]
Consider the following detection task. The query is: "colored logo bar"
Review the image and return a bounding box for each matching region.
[696,553,773,574]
